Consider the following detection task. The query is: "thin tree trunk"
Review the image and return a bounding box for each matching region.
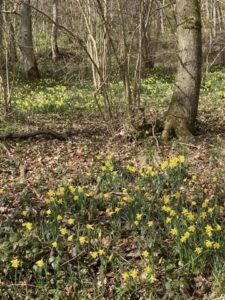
[8,22,17,62]
[19,0,40,80]
[2,1,17,63]
[51,0,60,62]
[162,0,202,142]
[0,0,8,113]
[142,0,155,70]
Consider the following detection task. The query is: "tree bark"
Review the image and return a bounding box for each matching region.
[2,1,17,63]
[19,0,40,80]
[51,0,60,62]
[0,0,8,113]
[162,0,202,142]
[8,22,18,62]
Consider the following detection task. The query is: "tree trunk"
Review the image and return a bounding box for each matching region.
[162,0,202,142]
[8,22,18,62]
[2,1,17,63]
[0,0,8,113]
[19,0,40,80]
[51,0,60,62]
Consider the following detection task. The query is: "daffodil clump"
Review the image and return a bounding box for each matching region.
[1,154,224,299]
[12,80,98,113]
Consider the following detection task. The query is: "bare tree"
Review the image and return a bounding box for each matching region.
[3,1,18,63]
[0,0,8,114]
[77,0,113,120]
[162,0,202,141]
[51,0,60,61]
[19,0,40,80]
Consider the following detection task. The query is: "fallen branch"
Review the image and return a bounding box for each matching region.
[0,129,67,141]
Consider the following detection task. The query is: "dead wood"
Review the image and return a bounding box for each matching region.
[0,129,67,141]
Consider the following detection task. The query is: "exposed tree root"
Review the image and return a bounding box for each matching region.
[161,115,195,143]
[0,129,67,141]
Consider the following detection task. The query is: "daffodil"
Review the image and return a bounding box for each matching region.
[115,207,121,213]
[214,242,220,249]
[52,241,58,248]
[57,186,65,197]
[79,236,87,245]
[122,272,129,281]
[46,209,52,216]
[187,212,195,221]
[205,240,213,248]
[57,198,63,204]
[195,247,202,254]
[202,199,209,208]
[178,155,185,163]
[60,227,67,235]
[67,235,73,241]
[163,196,170,204]
[86,224,94,230]
[180,232,190,243]
[11,259,20,268]
[161,161,168,171]
[48,189,55,197]
[130,269,138,279]
[169,209,176,217]
[68,185,76,193]
[57,214,63,221]
[136,213,143,220]
[98,249,105,256]
[90,251,98,259]
[169,157,179,168]
[147,221,153,227]
[149,275,157,283]
[22,222,33,231]
[142,250,149,258]
[182,208,189,216]
[68,218,75,225]
[145,266,152,274]
[200,211,207,219]
[78,186,84,193]
[216,224,222,231]
[170,228,178,236]
[166,217,172,224]
[36,260,44,268]
[205,225,213,237]
[188,225,195,233]
[22,210,29,216]
[174,191,181,200]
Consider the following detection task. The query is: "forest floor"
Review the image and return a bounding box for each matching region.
[0,68,225,299]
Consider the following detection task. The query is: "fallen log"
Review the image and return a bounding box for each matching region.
[0,129,67,141]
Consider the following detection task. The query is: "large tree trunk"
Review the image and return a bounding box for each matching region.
[162,0,202,141]
[19,0,40,80]
[51,0,60,62]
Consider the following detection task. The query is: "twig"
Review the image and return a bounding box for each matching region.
[6,283,41,288]
[177,142,199,149]
[0,143,12,156]
[60,251,85,267]
[152,123,160,151]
